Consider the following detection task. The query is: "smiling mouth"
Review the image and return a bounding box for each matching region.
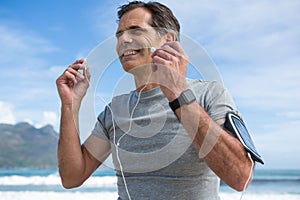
[122,50,140,56]
[122,49,141,57]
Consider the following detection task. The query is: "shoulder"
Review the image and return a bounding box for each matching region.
[111,90,135,103]
[186,78,227,96]
[187,78,237,120]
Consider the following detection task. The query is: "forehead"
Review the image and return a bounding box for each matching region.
[117,7,153,32]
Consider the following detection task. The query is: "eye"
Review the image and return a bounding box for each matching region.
[115,31,123,39]
[130,28,143,35]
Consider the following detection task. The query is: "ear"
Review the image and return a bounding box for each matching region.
[163,31,177,42]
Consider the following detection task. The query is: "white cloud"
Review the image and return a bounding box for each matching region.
[277,111,300,119]
[13,109,60,131]
[0,24,60,83]
[255,119,300,169]
[0,25,59,68]
[35,111,59,129]
[171,1,299,64]
[88,1,120,39]
[0,101,16,124]
[0,23,61,131]
[223,62,300,111]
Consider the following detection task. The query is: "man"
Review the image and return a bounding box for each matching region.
[56,1,254,199]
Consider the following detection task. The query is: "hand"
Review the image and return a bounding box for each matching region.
[56,59,90,108]
[151,42,189,101]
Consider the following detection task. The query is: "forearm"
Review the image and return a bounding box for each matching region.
[56,60,99,188]
[58,104,86,186]
[175,101,253,191]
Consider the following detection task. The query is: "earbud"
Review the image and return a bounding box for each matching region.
[150,47,156,53]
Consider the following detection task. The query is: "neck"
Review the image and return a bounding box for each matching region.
[132,65,159,92]
[136,82,160,92]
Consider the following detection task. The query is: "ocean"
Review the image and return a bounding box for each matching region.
[0,168,299,200]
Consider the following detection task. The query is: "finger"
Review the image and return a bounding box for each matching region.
[152,46,184,64]
[152,49,180,65]
[151,55,173,72]
[160,42,188,60]
[66,66,84,79]
[69,63,86,71]
[163,41,183,54]
[152,48,174,62]
[67,66,85,80]
[162,43,178,55]
[73,59,85,65]
[64,70,77,85]
[68,58,87,73]
[68,60,88,76]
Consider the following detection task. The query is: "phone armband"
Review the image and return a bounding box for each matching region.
[224,112,264,164]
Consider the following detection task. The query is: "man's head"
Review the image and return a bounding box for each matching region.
[117,1,180,41]
[115,1,180,72]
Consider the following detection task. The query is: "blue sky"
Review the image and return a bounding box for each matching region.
[0,0,299,169]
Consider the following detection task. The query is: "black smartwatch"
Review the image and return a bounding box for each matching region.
[169,89,196,112]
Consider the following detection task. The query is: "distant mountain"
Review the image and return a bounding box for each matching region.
[0,122,59,169]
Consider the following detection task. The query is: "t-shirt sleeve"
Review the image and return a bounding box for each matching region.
[202,81,239,121]
[88,105,112,141]
[82,106,112,161]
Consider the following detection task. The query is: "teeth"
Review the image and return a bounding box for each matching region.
[123,50,137,56]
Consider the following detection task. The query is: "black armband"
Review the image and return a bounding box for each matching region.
[224,112,264,164]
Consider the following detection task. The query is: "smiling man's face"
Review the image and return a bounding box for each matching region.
[116,7,163,72]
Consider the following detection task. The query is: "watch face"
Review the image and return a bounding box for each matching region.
[170,89,196,112]
[182,89,196,103]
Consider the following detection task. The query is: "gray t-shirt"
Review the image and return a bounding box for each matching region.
[84,79,238,200]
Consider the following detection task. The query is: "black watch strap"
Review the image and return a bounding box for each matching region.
[169,89,196,112]
[169,98,181,112]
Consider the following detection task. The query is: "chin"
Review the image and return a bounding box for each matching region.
[122,62,137,73]
[121,60,146,73]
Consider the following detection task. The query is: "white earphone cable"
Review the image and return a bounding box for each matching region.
[84,55,154,200]
[97,70,153,200]
[239,153,254,200]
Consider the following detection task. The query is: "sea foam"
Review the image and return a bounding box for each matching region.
[1,191,300,200]
[0,175,117,187]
